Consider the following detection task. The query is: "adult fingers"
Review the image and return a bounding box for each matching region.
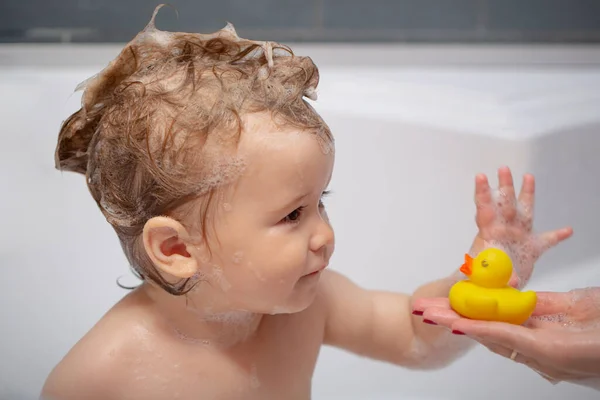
[532,291,573,316]
[421,307,461,328]
[478,337,564,384]
[412,297,449,315]
[478,339,547,374]
[451,319,538,356]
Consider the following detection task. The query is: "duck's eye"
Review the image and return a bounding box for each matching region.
[481,260,489,267]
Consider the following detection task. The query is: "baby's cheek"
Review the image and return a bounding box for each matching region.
[239,257,302,307]
[258,256,306,284]
[229,233,310,291]
[236,248,297,284]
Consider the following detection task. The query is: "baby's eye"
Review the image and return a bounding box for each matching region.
[282,206,304,224]
[481,260,489,267]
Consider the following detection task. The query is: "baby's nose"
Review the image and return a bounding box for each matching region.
[310,218,335,253]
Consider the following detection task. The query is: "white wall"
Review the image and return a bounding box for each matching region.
[1,44,600,400]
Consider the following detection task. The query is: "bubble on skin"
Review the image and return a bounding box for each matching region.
[570,286,600,305]
[201,311,260,347]
[491,188,509,204]
[403,336,472,369]
[173,328,215,346]
[195,249,211,264]
[516,202,534,228]
[531,313,592,331]
[489,188,517,224]
[478,240,533,288]
[202,310,256,325]
[150,370,169,391]
[530,288,600,330]
[249,364,261,389]
[563,288,600,329]
[404,338,431,364]
[168,300,259,348]
[475,184,548,288]
[211,265,232,291]
[532,313,567,324]
[232,251,243,264]
[132,323,156,351]
[246,261,266,282]
[489,237,547,287]
[223,202,232,212]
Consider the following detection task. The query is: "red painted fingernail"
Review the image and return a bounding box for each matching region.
[412,310,423,316]
[423,319,437,325]
[452,330,465,335]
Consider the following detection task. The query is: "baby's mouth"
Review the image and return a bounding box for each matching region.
[304,263,328,277]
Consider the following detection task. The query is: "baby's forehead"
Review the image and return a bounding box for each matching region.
[238,113,321,163]
[228,113,333,199]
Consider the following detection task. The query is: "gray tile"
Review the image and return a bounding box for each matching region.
[323,0,479,30]
[487,0,600,31]
[1,0,83,29]
[152,0,319,32]
[0,0,319,41]
[4,0,600,43]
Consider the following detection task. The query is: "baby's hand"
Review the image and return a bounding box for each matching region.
[470,166,573,288]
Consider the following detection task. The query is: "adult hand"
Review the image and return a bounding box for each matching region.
[413,288,600,390]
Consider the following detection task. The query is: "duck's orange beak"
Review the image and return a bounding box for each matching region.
[460,254,473,276]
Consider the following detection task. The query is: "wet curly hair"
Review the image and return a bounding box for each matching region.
[54,5,332,295]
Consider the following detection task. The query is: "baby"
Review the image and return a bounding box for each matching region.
[42,6,573,400]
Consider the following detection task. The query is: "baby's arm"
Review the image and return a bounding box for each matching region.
[320,269,473,369]
[320,239,484,369]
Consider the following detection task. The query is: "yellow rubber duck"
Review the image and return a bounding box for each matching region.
[449,248,537,325]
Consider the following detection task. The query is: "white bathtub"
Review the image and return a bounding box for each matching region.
[1,44,600,400]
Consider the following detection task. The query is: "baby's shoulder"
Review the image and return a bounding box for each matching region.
[41,292,156,399]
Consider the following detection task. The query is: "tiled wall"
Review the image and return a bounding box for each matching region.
[1,0,600,43]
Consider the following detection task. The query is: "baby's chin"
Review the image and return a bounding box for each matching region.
[264,293,319,315]
[266,303,313,315]
[236,278,323,315]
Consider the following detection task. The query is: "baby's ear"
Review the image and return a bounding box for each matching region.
[142,216,199,279]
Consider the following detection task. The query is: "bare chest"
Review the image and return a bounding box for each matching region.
[122,315,324,400]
